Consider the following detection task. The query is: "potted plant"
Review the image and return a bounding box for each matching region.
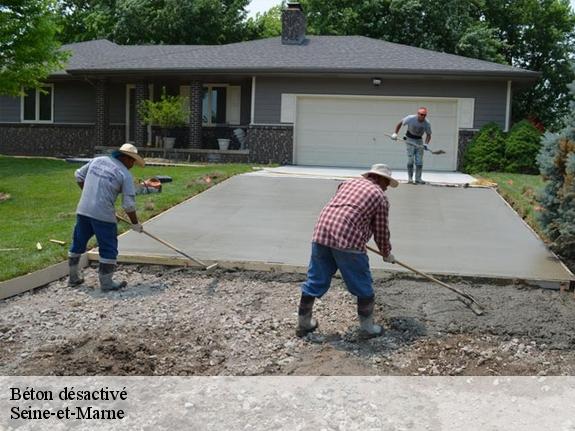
[138,87,188,151]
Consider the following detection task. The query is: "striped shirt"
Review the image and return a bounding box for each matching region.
[312,177,391,255]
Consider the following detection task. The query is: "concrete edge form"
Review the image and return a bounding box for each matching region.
[0,254,88,301]
[88,251,570,291]
[491,188,575,282]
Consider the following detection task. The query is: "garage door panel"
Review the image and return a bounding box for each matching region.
[295,96,458,170]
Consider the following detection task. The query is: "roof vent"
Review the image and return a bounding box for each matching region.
[282,2,306,45]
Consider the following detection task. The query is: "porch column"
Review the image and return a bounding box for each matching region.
[134,81,149,147]
[95,79,109,148]
[188,80,202,149]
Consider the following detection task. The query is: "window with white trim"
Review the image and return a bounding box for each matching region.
[21,85,54,123]
[179,84,241,126]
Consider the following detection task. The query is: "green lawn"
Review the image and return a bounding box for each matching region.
[0,156,254,281]
[475,172,546,237]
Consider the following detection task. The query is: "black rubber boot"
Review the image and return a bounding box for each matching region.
[98,263,127,291]
[407,164,414,184]
[296,294,318,337]
[68,255,84,287]
[357,296,383,339]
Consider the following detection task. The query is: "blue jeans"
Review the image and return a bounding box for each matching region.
[70,214,118,264]
[406,138,424,166]
[301,243,374,299]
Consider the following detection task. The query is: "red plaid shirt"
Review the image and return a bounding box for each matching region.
[312,177,391,255]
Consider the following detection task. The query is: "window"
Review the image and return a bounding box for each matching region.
[202,86,227,125]
[21,85,54,122]
[179,84,241,126]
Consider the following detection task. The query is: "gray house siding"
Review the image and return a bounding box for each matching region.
[254,77,507,129]
[54,81,95,123]
[0,96,20,123]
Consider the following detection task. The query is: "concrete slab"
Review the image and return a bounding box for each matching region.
[250,165,477,186]
[116,175,573,284]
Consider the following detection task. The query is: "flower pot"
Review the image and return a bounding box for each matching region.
[217,138,230,151]
[164,137,176,149]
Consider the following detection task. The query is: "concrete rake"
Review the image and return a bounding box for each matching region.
[116,214,217,271]
[367,245,484,316]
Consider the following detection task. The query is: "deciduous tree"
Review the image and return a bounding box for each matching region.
[0,0,69,96]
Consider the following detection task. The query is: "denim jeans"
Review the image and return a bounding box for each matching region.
[301,242,374,299]
[70,214,118,264]
[405,138,424,166]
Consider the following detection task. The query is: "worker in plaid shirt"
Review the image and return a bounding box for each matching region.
[296,164,398,339]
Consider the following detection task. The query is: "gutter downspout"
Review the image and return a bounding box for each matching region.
[505,80,511,132]
[250,76,256,125]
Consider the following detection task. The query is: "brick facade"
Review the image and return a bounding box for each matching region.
[247,125,293,164]
[94,79,109,147]
[188,81,203,149]
[0,124,94,157]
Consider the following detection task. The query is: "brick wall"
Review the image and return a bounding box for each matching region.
[0,124,95,157]
[247,125,293,164]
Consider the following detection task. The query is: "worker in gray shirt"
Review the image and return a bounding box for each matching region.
[391,107,432,184]
[68,143,145,291]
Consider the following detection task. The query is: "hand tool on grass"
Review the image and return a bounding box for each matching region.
[366,245,484,316]
[116,214,217,271]
[383,133,446,155]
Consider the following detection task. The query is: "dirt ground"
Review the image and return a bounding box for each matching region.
[2,264,575,376]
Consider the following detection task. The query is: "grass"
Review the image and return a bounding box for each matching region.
[0,155,254,282]
[475,172,546,237]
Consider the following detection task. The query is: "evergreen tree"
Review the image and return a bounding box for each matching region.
[537,82,575,259]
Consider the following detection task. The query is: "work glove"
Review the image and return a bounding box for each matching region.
[383,253,395,264]
[390,133,398,141]
[424,144,429,151]
[131,223,144,233]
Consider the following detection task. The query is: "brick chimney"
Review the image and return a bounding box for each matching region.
[281,2,306,45]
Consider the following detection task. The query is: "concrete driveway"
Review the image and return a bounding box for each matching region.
[112,169,573,285]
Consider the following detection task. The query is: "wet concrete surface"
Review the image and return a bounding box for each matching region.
[117,174,573,283]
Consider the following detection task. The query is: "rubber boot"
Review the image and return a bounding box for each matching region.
[415,165,426,184]
[296,294,318,337]
[407,164,414,184]
[98,263,127,291]
[68,254,84,287]
[357,296,383,338]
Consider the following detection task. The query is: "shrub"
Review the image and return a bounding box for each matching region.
[504,120,543,174]
[138,87,188,144]
[537,85,575,259]
[462,123,506,173]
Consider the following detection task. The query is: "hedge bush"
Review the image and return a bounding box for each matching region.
[504,120,543,174]
[463,121,542,174]
[462,123,506,173]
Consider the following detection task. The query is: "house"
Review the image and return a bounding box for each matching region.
[0,2,539,170]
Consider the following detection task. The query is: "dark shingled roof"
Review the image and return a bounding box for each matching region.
[58,36,539,79]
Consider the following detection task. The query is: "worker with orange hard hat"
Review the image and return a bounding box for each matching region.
[390,107,432,184]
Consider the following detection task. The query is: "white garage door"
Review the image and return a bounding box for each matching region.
[294,96,459,170]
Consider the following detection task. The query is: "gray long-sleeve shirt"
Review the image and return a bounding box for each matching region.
[75,156,136,223]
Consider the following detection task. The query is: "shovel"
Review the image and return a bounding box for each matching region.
[116,214,218,271]
[383,133,446,155]
[366,245,484,316]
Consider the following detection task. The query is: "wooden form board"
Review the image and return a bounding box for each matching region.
[0,255,88,301]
